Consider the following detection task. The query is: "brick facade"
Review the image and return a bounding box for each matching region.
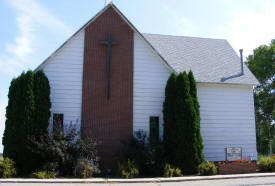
[81,7,133,169]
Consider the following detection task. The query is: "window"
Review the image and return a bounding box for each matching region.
[150,116,159,143]
[53,113,64,134]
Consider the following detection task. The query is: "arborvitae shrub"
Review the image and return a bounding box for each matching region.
[3,70,51,174]
[3,71,35,174]
[33,70,51,136]
[175,72,196,173]
[163,73,177,163]
[163,71,203,174]
[188,71,204,169]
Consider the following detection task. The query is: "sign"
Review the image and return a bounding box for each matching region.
[226,147,242,161]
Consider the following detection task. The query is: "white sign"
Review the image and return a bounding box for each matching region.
[226,147,242,161]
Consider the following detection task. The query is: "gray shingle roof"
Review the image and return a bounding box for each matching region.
[143,33,259,85]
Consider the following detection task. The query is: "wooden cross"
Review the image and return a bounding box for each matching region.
[99,32,120,99]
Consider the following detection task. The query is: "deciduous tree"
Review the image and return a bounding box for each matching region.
[246,40,275,156]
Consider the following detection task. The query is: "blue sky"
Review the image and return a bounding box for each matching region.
[0,0,274,152]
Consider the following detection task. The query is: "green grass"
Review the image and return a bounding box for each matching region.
[0,154,3,161]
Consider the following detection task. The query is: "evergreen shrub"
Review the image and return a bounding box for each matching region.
[163,73,177,163]
[0,158,16,178]
[197,162,217,176]
[3,70,51,174]
[163,71,204,174]
[188,71,204,169]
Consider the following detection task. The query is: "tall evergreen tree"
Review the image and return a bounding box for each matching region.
[33,70,51,135]
[3,70,51,174]
[188,70,204,168]
[3,77,21,160]
[3,71,35,173]
[163,73,177,163]
[174,72,196,173]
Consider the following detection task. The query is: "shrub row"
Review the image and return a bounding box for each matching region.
[116,131,217,178]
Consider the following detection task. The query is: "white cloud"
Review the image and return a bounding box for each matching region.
[159,3,197,36]
[9,0,70,36]
[219,0,275,58]
[0,0,71,76]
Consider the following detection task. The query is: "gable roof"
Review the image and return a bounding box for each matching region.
[143,33,259,85]
[35,3,174,73]
[35,3,259,86]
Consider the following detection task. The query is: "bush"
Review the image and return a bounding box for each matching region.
[257,156,275,172]
[117,159,139,179]
[163,164,182,177]
[74,157,100,178]
[30,171,56,179]
[198,162,217,176]
[117,130,164,177]
[0,158,16,178]
[30,124,100,177]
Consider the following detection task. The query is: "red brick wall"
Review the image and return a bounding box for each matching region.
[217,161,257,174]
[81,7,133,169]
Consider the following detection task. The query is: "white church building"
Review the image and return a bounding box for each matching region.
[35,3,259,163]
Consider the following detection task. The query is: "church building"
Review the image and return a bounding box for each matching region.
[35,3,259,164]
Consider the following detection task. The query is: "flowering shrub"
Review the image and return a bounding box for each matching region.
[217,159,251,164]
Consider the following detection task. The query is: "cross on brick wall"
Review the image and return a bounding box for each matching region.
[99,32,120,99]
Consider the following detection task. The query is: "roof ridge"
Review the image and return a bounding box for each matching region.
[142,33,226,41]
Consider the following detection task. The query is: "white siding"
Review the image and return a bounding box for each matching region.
[133,33,170,136]
[42,30,85,132]
[133,33,257,161]
[198,83,257,161]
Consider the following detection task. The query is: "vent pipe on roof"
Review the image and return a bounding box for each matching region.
[239,49,244,75]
